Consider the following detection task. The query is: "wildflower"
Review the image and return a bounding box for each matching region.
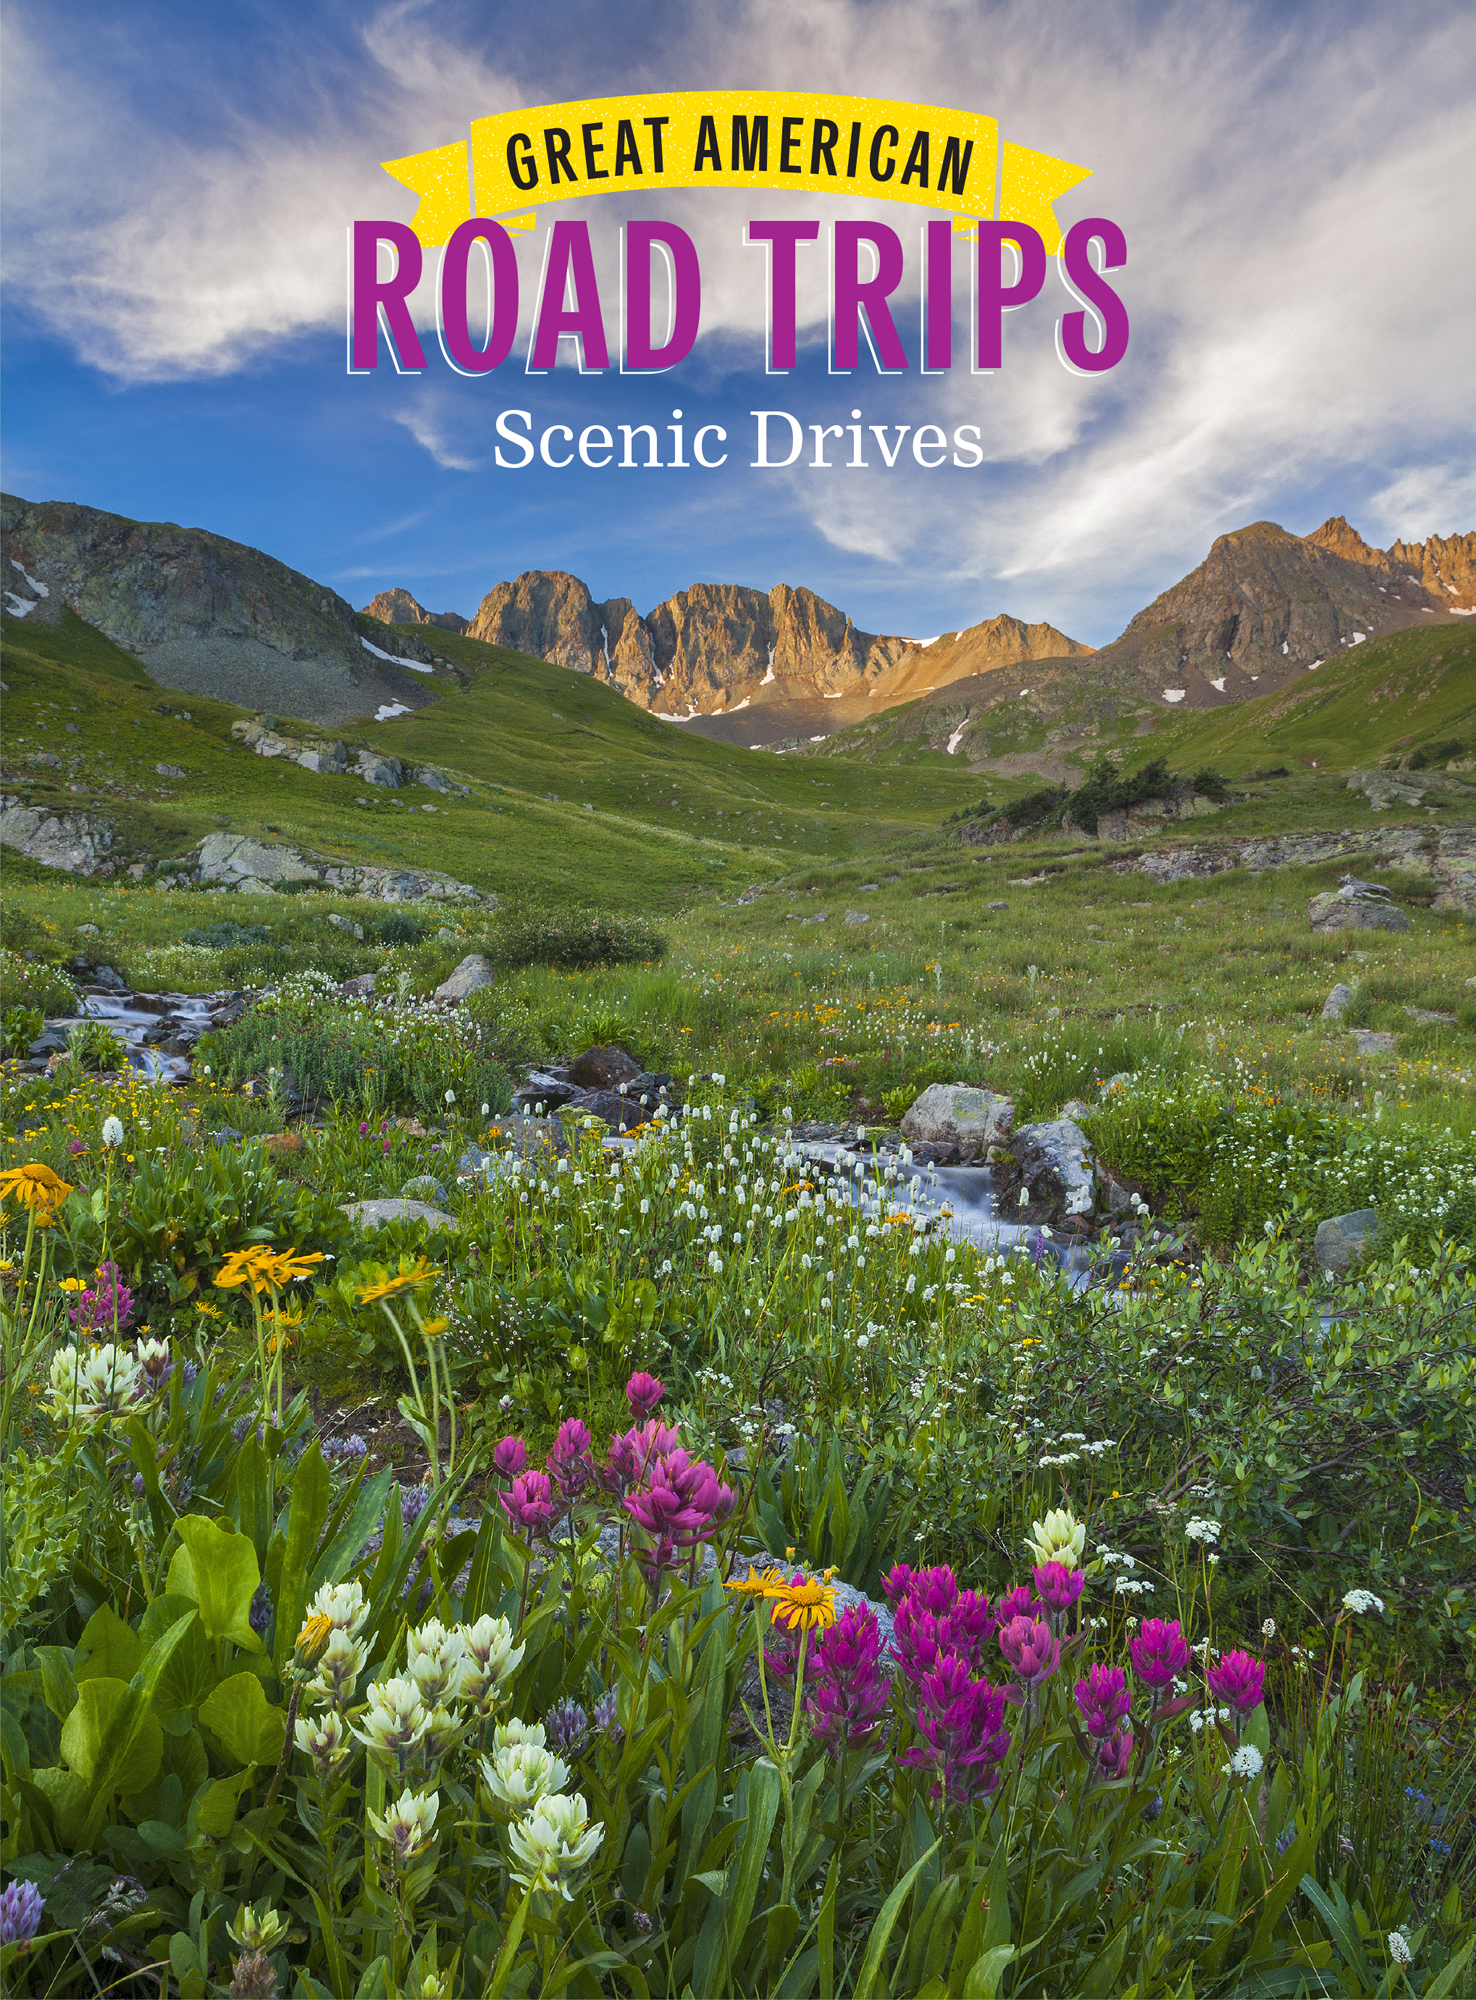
[1074,1663,1132,1739]
[294,1709,350,1775]
[544,1697,591,1759]
[1206,1650,1265,1715]
[352,1677,430,1765]
[806,1605,893,1754]
[295,1613,333,1667]
[1025,1506,1085,1571]
[406,1619,470,1704]
[101,1115,124,1147]
[547,1417,593,1500]
[493,1717,547,1752]
[765,1574,836,1633]
[355,1256,441,1303]
[1224,1743,1264,1779]
[48,1342,144,1422]
[458,1614,525,1714]
[307,1578,369,1639]
[1342,1589,1385,1616]
[500,1470,559,1540]
[994,1583,1039,1629]
[0,1163,73,1214]
[1033,1561,1085,1617]
[250,1582,272,1639]
[444,1089,456,1105]
[725,1563,786,1599]
[1262,1618,1276,1639]
[508,1791,604,1899]
[898,1655,1012,1803]
[481,1740,571,1812]
[623,1449,733,1563]
[67,1260,137,1337]
[1387,1932,1412,1968]
[368,1785,440,1864]
[592,1687,620,1738]
[1131,1618,1191,1688]
[1184,1517,1221,1545]
[999,1614,1060,1686]
[625,1370,665,1418]
[0,1880,43,1946]
[227,1904,288,1953]
[492,1435,528,1480]
[135,1336,172,1385]
[1095,1728,1134,1781]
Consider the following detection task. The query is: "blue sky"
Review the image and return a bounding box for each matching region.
[3,0,1473,647]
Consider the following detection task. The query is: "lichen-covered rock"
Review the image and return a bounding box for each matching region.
[193,833,486,905]
[433,954,494,1003]
[1322,983,1356,1019]
[340,1197,457,1233]
[1313,1208,1379,1276]
[900,1083,1014,1162]
[0,797,114,874]
[1008,1118,1098,1218]
[1309,894,1410,933]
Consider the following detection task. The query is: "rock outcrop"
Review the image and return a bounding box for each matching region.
[1129,826,1475,915]
[227,719,468,793]
[1308,893,1410,933]
[1313,1207,1379,1276]
[0,797,116,874]
[900,1084,1014,1162]
[361,588,468,633]
[190,833,488,904]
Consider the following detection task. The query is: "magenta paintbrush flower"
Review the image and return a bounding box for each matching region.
[998,1614,1060,1686]
[622,1449,734,1560]
[897,1653,1011,1803]
[491,1435,527,1480]
[806,1605,893,1754]
[881,1563,917,1607]
[547,1417,593,1499]
[1095,1727,1134,1780]
[498,1470,558,1539]
[1033,1561,1085,1615]
[625,1370,665,1418]
[1130,1618,1191,1689]
[1074,1662,1132,1739]
[1206,1649,1265,1715]
[994,1583,1039,1629]
[893,1580,995,1684]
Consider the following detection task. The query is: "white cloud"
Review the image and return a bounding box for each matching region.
[389,404,478,471]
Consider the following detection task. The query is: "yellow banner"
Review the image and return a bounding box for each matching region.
[382,91,1090,256]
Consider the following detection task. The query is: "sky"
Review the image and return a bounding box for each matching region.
[3,0,1474,648]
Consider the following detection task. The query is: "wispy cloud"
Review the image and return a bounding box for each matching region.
[388,405,478,470]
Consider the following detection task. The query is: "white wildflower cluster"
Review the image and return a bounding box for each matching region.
[47,1337,167,1423]
[1184,1517,1222,1545]
[1342,1589,1385,1616]
[476,1719,605,1899]
[1223,1744,1263,1780]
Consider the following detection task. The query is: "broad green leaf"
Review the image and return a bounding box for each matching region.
[227,1436,274,1563]
[273,1443,330,1674]
[853,1840,942,2000]
[198,1672,285,1769]
[1424,1939,1476,2000]
[312,1462,393,1593]
[34,1646,78,1722]
[80,1609,198,1845]
[188,1769,253,1840]
[61,1677,163,1795]
[74,1604,143,1684]
[30,1765,91,1847]
[167,1516,263,1651]
[962,1946,1016,2000]
[144,1597,218,1726]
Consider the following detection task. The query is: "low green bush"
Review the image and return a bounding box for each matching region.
[0,947,79,1018]
[493,903,667,971]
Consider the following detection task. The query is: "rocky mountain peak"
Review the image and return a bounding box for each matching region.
[361,588,467,633]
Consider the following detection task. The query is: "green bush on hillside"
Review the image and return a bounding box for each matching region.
[1409,737,1465,770]
[1001,785,1067,829]
[492,903,666,971]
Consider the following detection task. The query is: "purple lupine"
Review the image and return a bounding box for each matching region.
[249,1581,273,1639]
[592,1687,621,1739]
[1130,1618,1191,1689]
[499,1470,558,1539]
[400,1484,431,1528]
[492,1434,528,1480]
[1033,1562,1085,1617]
[897,1654,1011,1804]
[1074,1663,1132,1739]
[1206,1650,1265,1715]
[1095,1727,1134,1780]
[998,1615,1060,1686]
[805,1605,893,1754]
[625,1371,665,1419]
[547,1418,593,1500]
[0,1879,43,1945]
[322,1434,368,1463]
[544,1697,590,1759]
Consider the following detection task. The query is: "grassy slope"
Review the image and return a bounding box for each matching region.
[0,610,981,908]
[812,624,1476,798]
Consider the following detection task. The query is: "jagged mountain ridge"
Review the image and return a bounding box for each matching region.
[369,572,1090,749]
[361,588,469,634]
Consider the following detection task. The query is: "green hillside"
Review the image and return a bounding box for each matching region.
[0,609,981,907]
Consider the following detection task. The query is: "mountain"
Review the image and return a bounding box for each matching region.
[1,494,451,726]
[816,515,1476,772]
[360,588,468,634]
[427,570,1088,749]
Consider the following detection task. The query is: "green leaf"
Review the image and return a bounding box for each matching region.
[34,1646,78,1722]
[78,1609,198,1844]
[144,1596,218,1726]
[61,1678,163,1795]
[198,1672,285,1769]
[167,1516,263,1651]
[1423,1939,1476,2000]
[227,1436,274,1564]
[188,1769,252,1841]
[273,1443,330,1674]
[312,1462,393,1593]
[853,1840,942,2000]
[962,1947,1016,2000]
[74,1604,143,1684]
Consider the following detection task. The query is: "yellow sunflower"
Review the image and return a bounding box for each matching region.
[1,1163,74,1212]
[765,1576,836,1632]
[355,1257,441,1304]
[724,1563,786,1599]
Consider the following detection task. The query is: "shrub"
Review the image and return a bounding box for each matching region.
[0,947,79,1018]
[180,920,275,949]
[369,909,433,946]
[493,903,666,970]
[1192,765,1230,802]
[1001,785,1066,829]
[1409,738,1464,770]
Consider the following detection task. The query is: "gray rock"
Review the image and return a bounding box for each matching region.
[1059,1098,1093,1121]
[154,762,185,778]
[561,1087,648,1131]
[340,1197,457,1233]
[900,1083,1014,1162]
[844,911,870,925]
[1405,1006,1456,1026]
[354,751,403,788]
[193,832,485,905]
[1322,983,1356,1020]
[1350,1029,1398,1055]
[0,797,114,875]
[569,1044,643,1090]
[339,972,377,996]
[433,953,494,1003]
[327,913,365,940]
[1314,1207,1379,1276]
[1010,1118,1097,1218]
[401,1174,449,1207]
[411,765,469,795]
[512,1068,578,1112]
[1309,894,1409,934]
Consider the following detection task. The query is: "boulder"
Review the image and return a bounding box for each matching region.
[433,954,494,1003]
[1405,1005,1456,1026]
[1313,1207,1379,1276]
[1009,1118,1097,1218]
[561,1087,649,1131]
[339,972,377,996]
[353,751,403,788]
[340,1197,457,1233]
[401,1174,449,1207]
[1350,1029,1397,1055]
[461,1115,567,1168]
[1308,894,1409,933]
[1322,983,1356,1020]
[900,1083,1014,1162]
[327,913,364,940]
[569,1044,643,1090]
[512,1068,579,1112]
[193,832,485,905]
[0,797,114,875]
